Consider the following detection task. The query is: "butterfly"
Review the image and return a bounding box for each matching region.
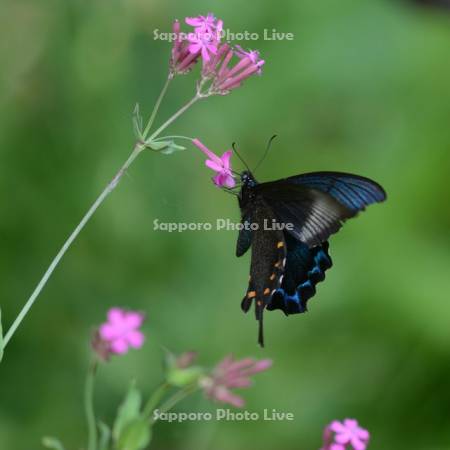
[236,170,386,347]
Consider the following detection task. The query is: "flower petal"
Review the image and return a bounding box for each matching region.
[219,150,233,169]
[107,308,124,324]
[330,421,347,433]
[192,139,222,166]
[351,437,367,450]
[188,43,201,54]
[242,359,273,375]
[99,323,118,340]
[213,173,227,187]
[344,419,358,429]
[227,358,255,372]
[205,159,223,172]
[124,311,144,329]
[185,17,203,27]
[214,386,245,408]
[330,445,346,450]
[335,433,351,444]
[357,429,370,440]
[201,46,210,62]
[226,377,252,388]
[223,175,236,188]
[110,338,129,354]
[126,330,145,348]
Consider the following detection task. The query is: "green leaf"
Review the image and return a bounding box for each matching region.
[146,140,171,150]
[132,103,143,140]
[116,418,151,450]
[41,436,66,450]
[160,141,186,155]
[146,140,186,154]
[113,384,142,442]
[98,421,111,450]
[0,306,4,363]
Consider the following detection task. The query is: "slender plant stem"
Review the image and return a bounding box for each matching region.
[2,143,144,349]
[85,359,99,450]
[149,385,198,425]
[142,382,170,419]
[2,87,202,351]
[142,75,172,140]
[152,135,194,142]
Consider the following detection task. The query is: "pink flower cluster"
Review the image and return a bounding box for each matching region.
[200,355,272,407]
[321,419,370,450]
[170,13,264,94]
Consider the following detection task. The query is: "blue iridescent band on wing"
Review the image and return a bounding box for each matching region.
[267,236,332,315]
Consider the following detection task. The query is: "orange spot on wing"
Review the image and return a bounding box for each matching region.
[247,291,256,298]
[263,288,270,295]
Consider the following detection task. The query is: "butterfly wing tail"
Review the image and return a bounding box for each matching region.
[241,292,265,347]
[256,303,265,347]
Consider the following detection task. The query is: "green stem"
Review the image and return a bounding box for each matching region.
[2,87,202,352]
[142,76,172,140]
[142,382,170,419]
[85,359,99,450]
[2,143,144,349]
[152,135,194,142]
[149,385,198,425]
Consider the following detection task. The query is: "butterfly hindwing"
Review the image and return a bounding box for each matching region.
[267,233,332,315]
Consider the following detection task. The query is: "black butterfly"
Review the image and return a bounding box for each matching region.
[236,170,386,347]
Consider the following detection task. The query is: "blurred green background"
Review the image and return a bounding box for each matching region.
[1,0,450,449]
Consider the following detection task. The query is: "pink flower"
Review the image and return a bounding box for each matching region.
[235,45,263,66]
[186,13,222,63]
[322,419,370,450]
[192,138,236,188]
[187,32,218,62]
[186,13,219,31]
[97,308,145,356]
[200,355,272,408]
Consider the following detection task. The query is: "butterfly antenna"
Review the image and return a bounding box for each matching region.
[253,134,277,173]
[232,142,251,172]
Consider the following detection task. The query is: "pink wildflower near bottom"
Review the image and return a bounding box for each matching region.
[192,138,236,188]
[96,307,145,356]
[200,355,272,407]
[322,419,370,450]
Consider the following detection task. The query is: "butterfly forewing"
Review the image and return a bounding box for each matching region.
[283,172,387,212]
[236,215,252,257]
[255,172,387,247]
[257,182,354,247]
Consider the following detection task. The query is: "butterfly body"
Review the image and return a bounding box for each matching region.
[236,170,386,346]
